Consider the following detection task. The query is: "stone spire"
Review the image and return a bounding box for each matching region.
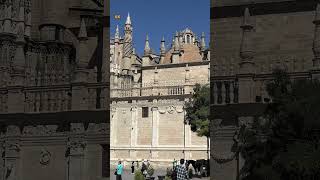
[115,25,119,40]
[239,7,255,73]
[201,32,206,51]
[313,3,320,69]
[172,32,180,63]
[122,12,133,73]
[179,32,183,44]
[194,35,199,46]
[125,12,131,25]
[78,19,89,68]
[3,1,13,33]
[17,2,25,30]
[174,31,180,53]
[160,36,166,64]
[78,18,88,39]
[25,1,32,38]
[144,34,151,56]
[13,26,26,72]
[160,36,166,55]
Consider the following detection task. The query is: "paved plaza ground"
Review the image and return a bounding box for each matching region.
[109,169,209,180]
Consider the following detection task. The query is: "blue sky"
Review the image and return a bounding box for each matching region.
[110,0,210,56]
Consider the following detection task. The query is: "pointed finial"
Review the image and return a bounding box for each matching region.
[115,25,119,39]
[126,12,131,25]
[174,32,180,52]
[78,18,88,39]
[144,34,151,56]
[16,25,25,43]
[243,7,251,26]
[201,32,206,50]
[160,36,165,55]
[315,3,320,22]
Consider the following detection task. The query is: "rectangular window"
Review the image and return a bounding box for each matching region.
[142,107,148,118]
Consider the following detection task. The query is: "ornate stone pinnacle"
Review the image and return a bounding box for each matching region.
[239,7,255,73]
[144,34,151,56]
[313,3,320,68]
[160,36,165,55]
[315,3,320,24]
[126,12,131,25]
[115,25,119,39]
[78,18,88,40]
[241,7,253,30]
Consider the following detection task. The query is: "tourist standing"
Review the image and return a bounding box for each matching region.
[176,159,189,180]
[173,158,177,169]
[131,161,135,174]
[116,161,123,180]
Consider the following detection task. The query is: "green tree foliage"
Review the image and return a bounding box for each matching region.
[240,69,320,180]
[185,83,210,137]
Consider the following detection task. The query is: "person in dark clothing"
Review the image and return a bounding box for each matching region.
[141,161,147,177]
[131,161,135,174]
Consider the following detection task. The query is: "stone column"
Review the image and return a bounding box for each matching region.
[130,106,138,159]
[312,3,320,79]
[68,123,86,180]
[151,106,159,159]
[4,126,21,180]
[0,140,4,180]
[151,107,159,147]
[111,107,117,146]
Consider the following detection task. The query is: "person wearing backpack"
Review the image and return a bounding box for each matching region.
[115,161,123,180]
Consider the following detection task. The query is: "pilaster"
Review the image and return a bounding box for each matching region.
[4,125,21,180]
[111,107,117,146]
[130,106,138,147]
[151,106,159,147]
[67,123,86,180]
[237,75,255,103]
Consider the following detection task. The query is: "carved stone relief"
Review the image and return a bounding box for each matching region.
[158,108,166,114]
[176,106,184,113]
[22,125,58,136]
[158,105,184,114]
[238,116,254,128]
[167,106,175,114]
[87,123,107,134]
[40,149,51,165]
[67,139,86,155]
[70,123,84,133]
[6,126,20,136]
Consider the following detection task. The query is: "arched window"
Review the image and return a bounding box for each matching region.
[187,35,190,43]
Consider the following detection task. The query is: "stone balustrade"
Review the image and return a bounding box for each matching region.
[0,83,108,114]
[111,83,208,98]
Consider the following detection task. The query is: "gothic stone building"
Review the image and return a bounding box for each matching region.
[110,14,210,167]
[210,0,320,180]
[0,0,109,179]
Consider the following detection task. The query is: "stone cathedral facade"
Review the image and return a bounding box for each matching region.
[210,0,320,180]
[110,14,210,166]
[0,0,109,179]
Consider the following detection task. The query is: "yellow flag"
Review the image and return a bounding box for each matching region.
[114,15,120,20]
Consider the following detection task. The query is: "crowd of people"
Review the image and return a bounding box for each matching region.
[114,159,151,180]
[114,158,208,180]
